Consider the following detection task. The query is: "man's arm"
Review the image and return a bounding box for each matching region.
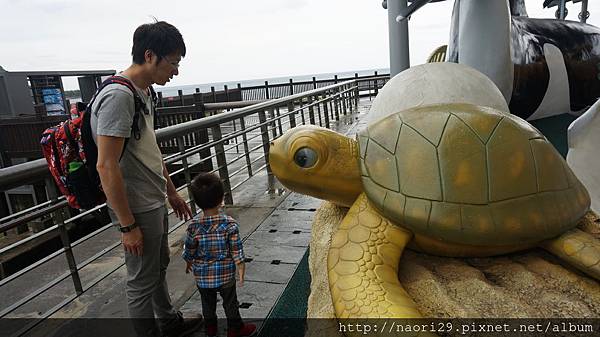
[97,135,143,256]
[163,160,192,220]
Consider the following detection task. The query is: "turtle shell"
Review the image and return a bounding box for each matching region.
[357,103,590,247]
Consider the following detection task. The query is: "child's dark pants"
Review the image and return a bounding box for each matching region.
[198,279,243,329]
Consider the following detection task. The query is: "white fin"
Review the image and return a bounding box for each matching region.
[567,98,600,214]
[527,44,571,121]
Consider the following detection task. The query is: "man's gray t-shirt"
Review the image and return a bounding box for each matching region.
[90,76,166,213]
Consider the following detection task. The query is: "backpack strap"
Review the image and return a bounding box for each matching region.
[81,76,149,165]
[87,75,147,141]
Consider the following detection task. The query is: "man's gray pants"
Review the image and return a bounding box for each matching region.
[111,205,178,336]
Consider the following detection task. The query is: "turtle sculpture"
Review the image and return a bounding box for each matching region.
[268,65,600,320]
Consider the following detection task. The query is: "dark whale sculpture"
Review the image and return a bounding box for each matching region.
[407,0,600,120]
[505,17,600,119]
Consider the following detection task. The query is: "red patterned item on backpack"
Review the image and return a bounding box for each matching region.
[40,76,154,209]
[40,103,101,209]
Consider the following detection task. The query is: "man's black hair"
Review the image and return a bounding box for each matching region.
[131,20,186,65]
[190,172,225,210]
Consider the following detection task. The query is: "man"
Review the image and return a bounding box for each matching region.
[93,21,200,337]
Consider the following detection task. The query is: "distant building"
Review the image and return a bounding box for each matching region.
[0,68,115,119]
[0,68,114,222]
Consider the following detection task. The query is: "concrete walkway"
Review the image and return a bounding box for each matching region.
[11,98,373,337]
[177,100,372,336]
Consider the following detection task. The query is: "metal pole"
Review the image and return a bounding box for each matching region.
[210,126,234,205]
[559,0,567,20]
[388,0,410,77]
[157,92,163,107]
[45,178,83,295]
[323,97,330,128]
[193,93,213,172]
[275,107,283,135]
[264,81,270,99]
[178,89,184,105]
[258,111,275,194]
[177,136,196,214]
[307,97,319,126]
[287,102,296,128]
[239,117,253,177]
[580,0,589,23]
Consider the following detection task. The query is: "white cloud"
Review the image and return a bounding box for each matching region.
[0,0,598,90]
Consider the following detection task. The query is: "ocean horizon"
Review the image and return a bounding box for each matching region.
[155,68,389,97]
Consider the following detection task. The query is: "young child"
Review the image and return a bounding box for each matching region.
[183,172,256,337]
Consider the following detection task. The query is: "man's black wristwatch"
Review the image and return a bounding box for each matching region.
[117,222,139,233]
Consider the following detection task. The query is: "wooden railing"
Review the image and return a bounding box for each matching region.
[0,116,68,164]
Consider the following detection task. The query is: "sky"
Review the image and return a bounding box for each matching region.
[1,0,600,90]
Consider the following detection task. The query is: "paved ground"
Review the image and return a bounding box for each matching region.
[1,98,373,337]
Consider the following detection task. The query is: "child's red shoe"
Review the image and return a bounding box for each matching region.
[206,324,218,337]
[227,323,256,337]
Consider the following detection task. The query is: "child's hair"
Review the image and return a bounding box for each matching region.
[190,172,224,210]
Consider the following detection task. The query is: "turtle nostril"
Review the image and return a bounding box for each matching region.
[269,141,275,147]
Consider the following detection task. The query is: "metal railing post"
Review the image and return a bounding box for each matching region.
[193,93,214,172]
[299,104,306,125]
[327,90,334,121]
[157,92,164,107]
[374,71,379,97]
[334,89,340,120]
[176,136,197,214]
[347,85,352,112]
[308,97,316,125]
[239,117,253,177]
[258,111,275,193]
[211,86,217,104]
[354,81,360,109]
[323,96,330,128]
[289,79,294,95]
[275,107,283,135]
[265,81,270,100]
[268,109,277,138]
[178,89,184,106]
[223,84,239,151]
[315,94,322,124]
[287,102,296,128]
[342,86,348,115]
[210,125,234,205]
[45,178,83,295]
[341,86,346,114]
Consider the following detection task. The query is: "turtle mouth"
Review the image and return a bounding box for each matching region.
[268,139,286,176]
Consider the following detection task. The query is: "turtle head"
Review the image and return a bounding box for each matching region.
[269,125,362,207]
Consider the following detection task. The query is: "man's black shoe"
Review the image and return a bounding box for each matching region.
[161,311,203,337]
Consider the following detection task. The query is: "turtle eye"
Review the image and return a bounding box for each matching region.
[293,147,318,168]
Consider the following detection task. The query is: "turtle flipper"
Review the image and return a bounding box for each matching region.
[328,193,423,319]
[541,229,600,280]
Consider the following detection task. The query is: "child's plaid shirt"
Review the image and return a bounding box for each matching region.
[182,211,245,288]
